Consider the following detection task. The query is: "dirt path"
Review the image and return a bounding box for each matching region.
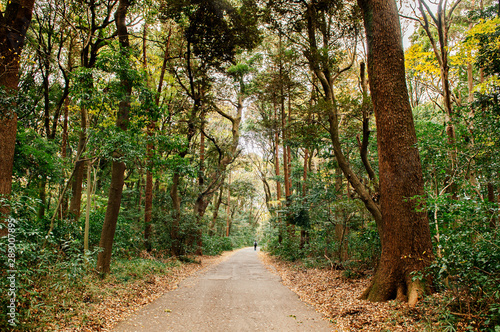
[113,247,332,331]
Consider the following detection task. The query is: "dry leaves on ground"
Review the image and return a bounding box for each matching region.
[48,251,234,332]
[259,252,444,332]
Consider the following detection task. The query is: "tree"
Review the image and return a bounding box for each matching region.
[0,0,36,232]
[68,0,118,220]
[299,0,384,236]
[28,0,74,219]
[97,0,133,274]
[357,0,434,305]
[142,23,173,252]
[413,0,463,146]
[161,0,261,255]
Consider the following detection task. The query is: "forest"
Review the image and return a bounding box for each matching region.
[0,0,499,330]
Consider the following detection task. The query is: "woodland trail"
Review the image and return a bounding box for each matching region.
[113,247,332,331]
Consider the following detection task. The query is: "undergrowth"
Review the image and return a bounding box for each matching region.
[0,246,187,331]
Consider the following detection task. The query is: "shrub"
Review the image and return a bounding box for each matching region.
[202,235,232,256]
[429,227,500,330]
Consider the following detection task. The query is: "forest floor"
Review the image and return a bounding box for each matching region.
[36,249,454,331]
[259,252,448,331]
[43,251,235,331]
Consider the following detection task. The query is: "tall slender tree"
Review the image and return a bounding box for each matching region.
[69,0,118,220]
[97,0,132,273]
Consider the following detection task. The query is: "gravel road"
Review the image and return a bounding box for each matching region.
[114,247,332,331]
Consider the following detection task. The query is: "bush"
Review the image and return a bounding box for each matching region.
[111,257,182,282]
[0,214,98,330]
[348,221,381,269]
[202,235,232,256]
[266,226,303,262]
[429,226,500,330]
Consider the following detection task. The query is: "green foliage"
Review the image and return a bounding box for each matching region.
[347,221,381,268]
[429,228,500,329]
[265,224,303,262]
[0,207,98,329]
[0,80,39,121]
[162,0,261,67]
[6,0,500,330]
[288,208,310,229]
[88,126,145,164]
[425,192,500,330]
[13,127,62,180]
[201,235,232,256]
[473,19,500,76]
[227,63,250,77]
[111,257,182,283]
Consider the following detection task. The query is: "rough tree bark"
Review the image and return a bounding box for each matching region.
[0,0,36,231]
[97,0,132,273]
[358,0,434,305]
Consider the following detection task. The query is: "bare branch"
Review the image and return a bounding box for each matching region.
[419,0,439,25]
[214,104,235,123]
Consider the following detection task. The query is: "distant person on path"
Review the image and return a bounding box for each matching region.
[254,241,257,251]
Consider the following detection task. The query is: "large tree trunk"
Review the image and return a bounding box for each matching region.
[97,0,132,273]
[0,115,17,224]
[358,0,434,306]
[0,0,36,232]
[97,160,126,273]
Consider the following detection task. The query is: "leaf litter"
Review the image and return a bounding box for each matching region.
[259,252,446,332]
[35,249,450,331]
[43,251,234,332]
